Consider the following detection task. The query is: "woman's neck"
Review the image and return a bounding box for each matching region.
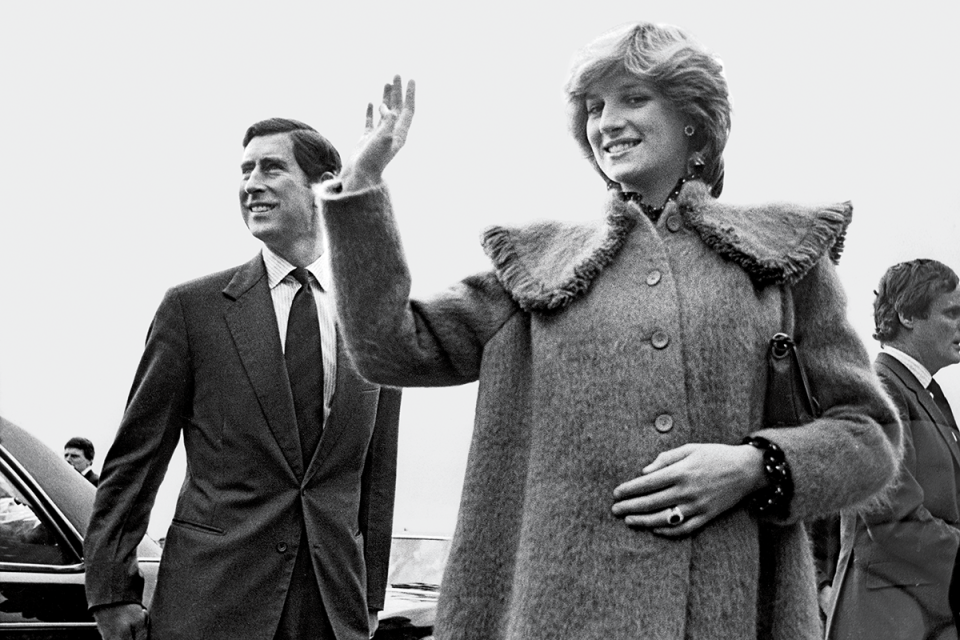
[616,175,694,222]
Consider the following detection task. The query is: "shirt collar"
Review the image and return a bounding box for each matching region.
[883,345,933,388]
[261,246,331,292]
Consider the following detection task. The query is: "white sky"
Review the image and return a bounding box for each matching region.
[1,1,958,539]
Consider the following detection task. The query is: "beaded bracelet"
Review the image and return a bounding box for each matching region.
[743,436,793,518]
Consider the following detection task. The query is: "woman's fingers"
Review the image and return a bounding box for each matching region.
[620,503,713,538]
[641,443,694,475]
[394,78,415,146]
[372,76,414,135]
[651,511,708,538]
[390,74,402,109]
[612,488,685,517]
[344,75,415,189]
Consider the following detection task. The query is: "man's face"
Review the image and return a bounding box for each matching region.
[902,286,960,374]
[239,133,321,259]
[64,447,91,473]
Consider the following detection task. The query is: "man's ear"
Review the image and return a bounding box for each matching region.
[898,311,915,330]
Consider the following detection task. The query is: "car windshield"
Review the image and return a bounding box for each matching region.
[387,536,451,590]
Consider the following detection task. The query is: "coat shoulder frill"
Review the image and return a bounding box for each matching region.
[482,180,853,312]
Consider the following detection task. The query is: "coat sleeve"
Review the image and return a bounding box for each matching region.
[84,289,190,609]
[359,386,401,611]
[856,376,960,586]
[320,182,519,388]
[752,257,902,524]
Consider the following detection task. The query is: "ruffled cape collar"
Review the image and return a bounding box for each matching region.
[482,180,852,313]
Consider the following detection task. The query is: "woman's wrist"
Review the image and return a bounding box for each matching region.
[742,437,794,518]
[338,165,383,194]
[740,444,768,494]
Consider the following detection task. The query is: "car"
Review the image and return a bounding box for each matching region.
[0,416,445,638]
[376,534,450,639]
[0,415,162,638]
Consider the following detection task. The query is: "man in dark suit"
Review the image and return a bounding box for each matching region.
[827,258,960,640]
[84,119,401,640]
[64,436,99,486]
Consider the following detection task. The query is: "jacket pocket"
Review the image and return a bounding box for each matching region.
[863,560,934,589]
[171,518,226,536]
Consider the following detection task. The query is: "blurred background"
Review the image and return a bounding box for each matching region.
[1,1,958,539]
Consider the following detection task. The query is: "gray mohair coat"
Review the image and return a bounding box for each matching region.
[321,179,901,640]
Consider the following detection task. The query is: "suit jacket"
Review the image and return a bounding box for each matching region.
[84,468,100,487]
[826,352,960,640]
[84,254,401,640]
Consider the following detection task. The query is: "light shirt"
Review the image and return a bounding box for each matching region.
[883,345,932,389]
[262,246,337,420]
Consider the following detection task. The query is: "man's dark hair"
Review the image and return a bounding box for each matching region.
[65,436,95,462]
[242,118,341,183]
[873,259,959,343]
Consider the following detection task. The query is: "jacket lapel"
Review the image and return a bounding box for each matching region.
[223,255,304,479]
[303,330,377,484]
[878,353,960,468]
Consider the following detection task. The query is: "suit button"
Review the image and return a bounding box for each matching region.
[666,214,683,232]
[646,270,662,286]
[651,331,670,349]
[655,414,674,433]
[276,542,288,553]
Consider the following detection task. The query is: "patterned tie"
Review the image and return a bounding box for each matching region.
[928,377,958,430]
[285,268,324,464]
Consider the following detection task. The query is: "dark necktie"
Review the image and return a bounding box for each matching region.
[285,268,324,464]
[928,377,958,430]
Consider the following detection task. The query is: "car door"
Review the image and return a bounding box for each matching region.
[0,447,100,638]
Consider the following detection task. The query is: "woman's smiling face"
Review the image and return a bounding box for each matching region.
[585,70,692,201]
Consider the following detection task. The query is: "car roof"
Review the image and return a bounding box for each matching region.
[0,416,164,559]
[0,415,94,537]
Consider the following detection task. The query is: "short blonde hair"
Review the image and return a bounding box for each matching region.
[564,22,731,195]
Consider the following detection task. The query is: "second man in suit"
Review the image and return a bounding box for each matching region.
[827,258,960,640]
[84,118,401,640]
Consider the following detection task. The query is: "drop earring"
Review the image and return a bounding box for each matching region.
[687,152,705,176]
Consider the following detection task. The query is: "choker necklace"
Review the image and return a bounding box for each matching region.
[613,175,695,222]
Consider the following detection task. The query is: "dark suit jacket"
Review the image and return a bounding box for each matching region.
[84,255,401,640]
[84,469,99,486]
[826,353,960,640]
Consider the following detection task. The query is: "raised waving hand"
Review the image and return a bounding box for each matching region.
[341,75,416,191]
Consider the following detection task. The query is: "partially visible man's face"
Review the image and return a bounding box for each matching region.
[238,133,320,259]
[902,286,960,375]
[64,447,91,473]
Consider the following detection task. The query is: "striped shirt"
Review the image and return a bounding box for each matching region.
[883,345,932,389]
[262,246,337,421]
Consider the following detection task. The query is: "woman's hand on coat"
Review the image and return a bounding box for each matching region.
[340,75,416,192]
[611,443,767,537]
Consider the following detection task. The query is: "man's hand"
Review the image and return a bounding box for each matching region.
[340,75,416,192]
[93,603,148,640]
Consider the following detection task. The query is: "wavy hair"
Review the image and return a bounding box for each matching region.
[242,118,341,184]
[564,22,731,196]
[873,259,959,343]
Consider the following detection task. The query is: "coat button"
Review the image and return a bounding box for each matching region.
[651,330,670,349]
[655,414,674,432]
[666,214,683,232]
[276,542,288,553]
[646,270,662,286]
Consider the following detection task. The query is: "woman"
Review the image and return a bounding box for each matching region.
[320,22,901,640]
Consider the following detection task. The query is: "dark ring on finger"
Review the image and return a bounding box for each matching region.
[667,506,685,526]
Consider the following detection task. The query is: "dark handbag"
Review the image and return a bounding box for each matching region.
[764,332,821,427]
